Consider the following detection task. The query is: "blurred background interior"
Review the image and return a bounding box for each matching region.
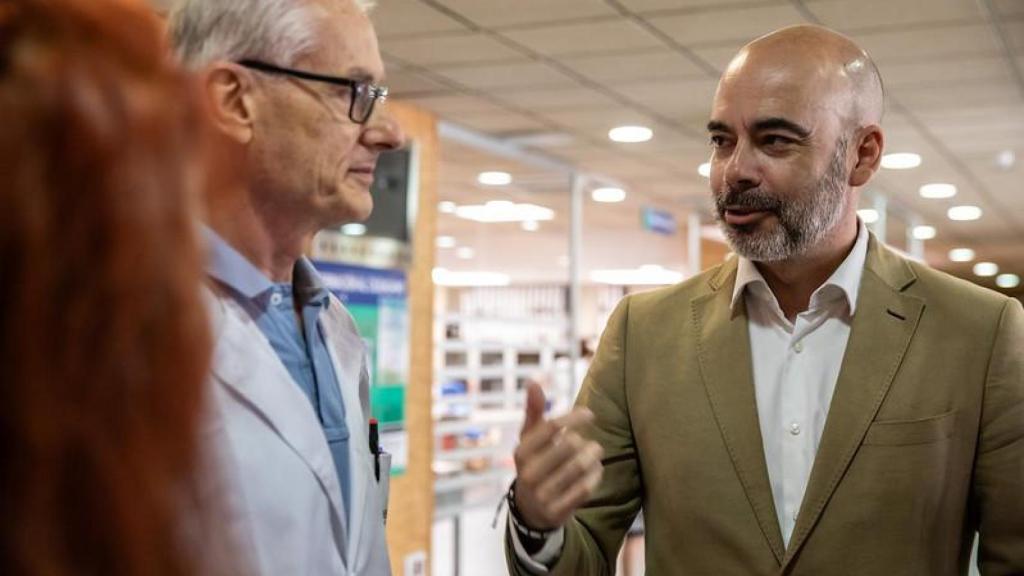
[144,1,1022,574]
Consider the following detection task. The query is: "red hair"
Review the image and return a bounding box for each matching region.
[0,0,217,574]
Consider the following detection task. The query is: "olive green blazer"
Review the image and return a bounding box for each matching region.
[507,235,1023,575]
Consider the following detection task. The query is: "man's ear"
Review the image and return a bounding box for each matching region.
[849,125,883,188]
[203,63,256,145]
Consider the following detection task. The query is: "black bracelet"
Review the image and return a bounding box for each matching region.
[506,481,555,540]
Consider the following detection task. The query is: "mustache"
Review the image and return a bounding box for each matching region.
[715,187,783,214]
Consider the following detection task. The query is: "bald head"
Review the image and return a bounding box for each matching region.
[724,25,883,128]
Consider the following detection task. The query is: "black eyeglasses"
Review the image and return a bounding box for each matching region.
[237,59,388,125]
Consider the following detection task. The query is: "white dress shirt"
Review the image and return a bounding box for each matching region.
[514,222,870,570]
[732,221,868,546]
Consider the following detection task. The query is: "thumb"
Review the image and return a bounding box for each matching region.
[522,381,547,434]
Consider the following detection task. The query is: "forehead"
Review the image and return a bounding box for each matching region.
[304,2,384,80]
[711,57,849,131]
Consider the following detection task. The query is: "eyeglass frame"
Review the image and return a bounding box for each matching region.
[237,59,388,125]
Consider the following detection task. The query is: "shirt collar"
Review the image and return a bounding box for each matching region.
[203,226,274,300]
[293,257,331,307]
[730,220,870,315]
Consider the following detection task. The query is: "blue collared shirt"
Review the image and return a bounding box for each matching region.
[204,228,352,519]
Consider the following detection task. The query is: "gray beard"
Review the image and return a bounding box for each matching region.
[715,138,849,262]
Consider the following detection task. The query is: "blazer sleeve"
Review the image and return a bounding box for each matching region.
[505,296,643,576]
[973,297,1024,575]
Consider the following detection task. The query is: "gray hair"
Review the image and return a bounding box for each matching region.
[168,0,375,69]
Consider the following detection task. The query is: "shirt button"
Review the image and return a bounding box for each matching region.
[794,341,804,353]
[270,292,283,306]
[789,422,801,435]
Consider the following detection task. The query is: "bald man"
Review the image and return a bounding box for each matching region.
[504,25,1023,576]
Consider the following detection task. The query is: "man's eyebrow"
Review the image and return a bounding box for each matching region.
[707,120,732,133]
[751,117,811,139]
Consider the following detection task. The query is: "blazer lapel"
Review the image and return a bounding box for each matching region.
[782,237,925,568]
[209,295,349,559]
[693,258,787,565]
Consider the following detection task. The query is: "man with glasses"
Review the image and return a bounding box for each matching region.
[168,1,403,574]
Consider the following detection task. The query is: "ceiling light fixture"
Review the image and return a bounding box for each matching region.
[973,262,999,277]
[948,248,975,262]
[436,236,456,249]
[997,150,1016,170]
[477,171,512,186]
[590,265,684,286]
[919,183,957,199]
[608,125,653,143]
[340,223,366,236]
[698,162,711,178]
[881,152,922,169]
[521,220,540,232]
[996,273,1020,289]
[438,201,457,214]
[857,208,880,224]
[912,225,936,240]
[947,205,982,221]
[591,187,627,203]
[432,268,510,287]
[455,202,555,223]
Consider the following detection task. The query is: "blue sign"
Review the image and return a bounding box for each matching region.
[641,207,677,236]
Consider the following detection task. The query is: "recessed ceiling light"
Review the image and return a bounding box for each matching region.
[439,201,457,214]
[698,162,711,178]
[949,248,975,262]
[857,208,880,224]
[948,205,982,221]
[432,268,510,287]
[997,150,1016,170]
[477,171,512,186]
[881,152,922,169]
[973,262,999,277]
[455,202,555,223]
[341,223,366,236]
[521,220,540,232]
[919,183,957,199]
[590,265,684,286]
[591,187,626,203]
[608,125,653,143]
[912,225,936,240]
[456,247,475,260]
[996,273,1020,289]
[436,235,456,249]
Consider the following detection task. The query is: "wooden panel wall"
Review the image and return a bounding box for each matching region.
[385,101,437,575]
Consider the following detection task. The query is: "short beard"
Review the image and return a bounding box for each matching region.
[715,137,849,262]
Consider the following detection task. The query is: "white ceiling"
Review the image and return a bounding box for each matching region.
[372,0,1024,294]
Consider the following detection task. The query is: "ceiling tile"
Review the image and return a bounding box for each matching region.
[805,0,982,32]
[404,94,512,117]
[994,0,1024,17]
[891,80,1021,112]
[647,4,807,46]
[610,77,719,119]
[492,85,623,111]
[500,19,664,57]
[385,67,454,97]
[434,0,617,28]
[559,48,708,85]
[383,33,528,66]
[434,61,576,90]
[852,23,1002,63]
[537,107,659,129]
[452,111,552,135]
[370,0,468,38]
[618,0,786,12]
[877,55,1012,88]
[690,44,742,71]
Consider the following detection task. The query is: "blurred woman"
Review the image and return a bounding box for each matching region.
[0,0,222,574]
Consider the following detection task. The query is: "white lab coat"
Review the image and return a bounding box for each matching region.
[201,288,391,575]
